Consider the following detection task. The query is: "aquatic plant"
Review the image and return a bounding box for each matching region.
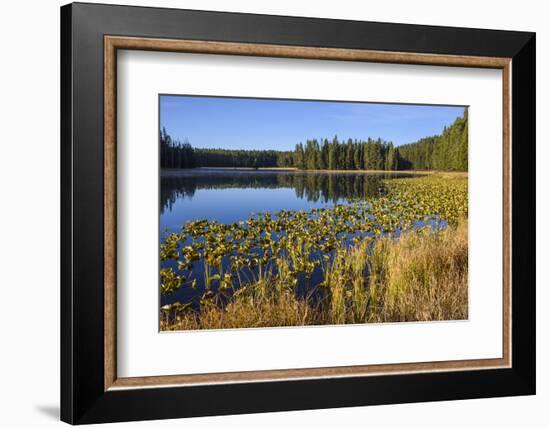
[161,219,468,329]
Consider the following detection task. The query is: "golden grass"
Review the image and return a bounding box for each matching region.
[163,291,315,330]
[161,220,468,331]
[367,220,468,322]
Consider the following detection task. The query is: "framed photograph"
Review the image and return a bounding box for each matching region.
[61,2,535,424]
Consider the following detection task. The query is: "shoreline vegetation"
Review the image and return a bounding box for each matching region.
[160,174,468,330]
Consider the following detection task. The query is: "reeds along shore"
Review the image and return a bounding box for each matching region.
[160,220,468,330]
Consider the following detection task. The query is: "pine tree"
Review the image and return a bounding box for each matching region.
[385,143,395,170]
[353,141,362,170]
[328,136,339,170]
[294,143,305,169]
[346,139,354,169]
[320,139,329,169]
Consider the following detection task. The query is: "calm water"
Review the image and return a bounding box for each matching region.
[160,169,422,307]
[160,169,420,231]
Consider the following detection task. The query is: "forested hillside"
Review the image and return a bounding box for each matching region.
[160,109,468,171]
[398,110,468,171]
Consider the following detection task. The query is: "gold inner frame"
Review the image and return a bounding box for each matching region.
[104,35,512,391]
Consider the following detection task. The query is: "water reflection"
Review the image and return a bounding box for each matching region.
[161,169,418,215]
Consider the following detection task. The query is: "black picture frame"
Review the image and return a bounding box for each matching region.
[61,2,535,424]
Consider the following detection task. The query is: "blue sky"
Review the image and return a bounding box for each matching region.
[160,95,466,150]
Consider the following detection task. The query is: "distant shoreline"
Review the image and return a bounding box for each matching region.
[160,167,467,178]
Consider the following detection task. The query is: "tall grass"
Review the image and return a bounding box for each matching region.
[161,220,468,330]
[367,221,468,322]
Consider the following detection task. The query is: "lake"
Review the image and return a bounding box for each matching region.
[160,168,422,307]
[160,169,423,230]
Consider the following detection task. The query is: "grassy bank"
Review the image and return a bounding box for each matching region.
[161,220,467,330]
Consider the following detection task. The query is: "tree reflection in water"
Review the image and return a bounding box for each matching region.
[160,169,419,215]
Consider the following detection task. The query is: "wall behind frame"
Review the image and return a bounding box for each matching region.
[0,1,545,427]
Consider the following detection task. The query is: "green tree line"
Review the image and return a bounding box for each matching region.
[398,110,468,171]
[285,137,400,171]
[160,109,467,171]
[193,148,285,168]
